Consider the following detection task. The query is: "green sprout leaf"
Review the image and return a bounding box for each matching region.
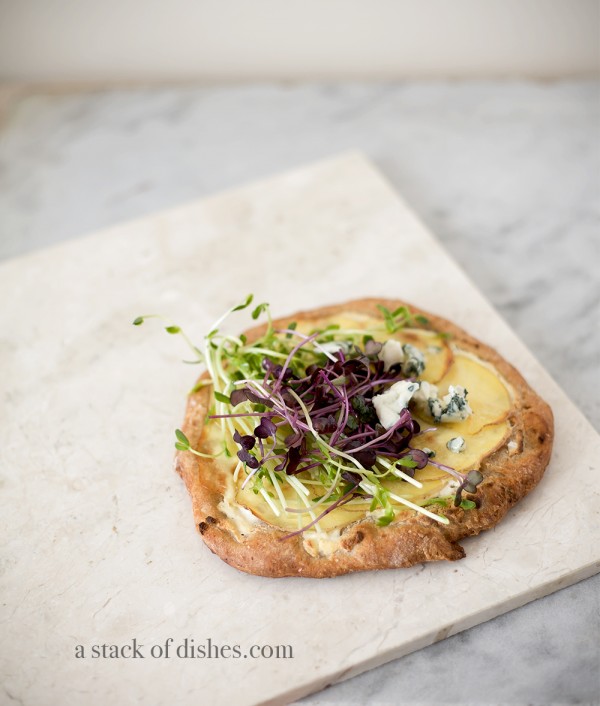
[376,506,395,526]
[232,294,254,312]
[175,429,190,447]
[376,304,396,333]
[214,391,230,404]
[286,322,297,338]
[376,304,416,333]
[165,325,181,334]
[422,497,448,507]
[397,456,418,468]
[132,316,144,326]
[392,305,410,319]
[251,302,269,320]
[460,499,477,510]
[415,314,430,325]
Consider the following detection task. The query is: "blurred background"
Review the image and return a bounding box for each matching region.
[0,2,598,705]
[1,0,598,81]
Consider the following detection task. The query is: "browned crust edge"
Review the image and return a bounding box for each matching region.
[174,298,554,578]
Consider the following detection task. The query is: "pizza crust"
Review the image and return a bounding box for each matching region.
[174,299,554,578]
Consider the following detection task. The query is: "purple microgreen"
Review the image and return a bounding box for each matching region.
[467,470,484,486]
[454,470,484,506]
[229,389,248,406]
[233,429,256,451]
[230,386,274,408]
[285,447,302,475]
[427,458,463,481]
[342,470,362,485]
[406,448,430,469]
[237,448,259,468]
[364,339,383,358]
[313,415,339,434]
[347,444,377,469]
[255,418,277,439]
[284,431,303,448]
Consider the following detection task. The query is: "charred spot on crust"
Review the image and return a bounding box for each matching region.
[341,530,365,551]
[199,516,218,534]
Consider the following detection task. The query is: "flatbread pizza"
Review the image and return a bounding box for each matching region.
[137,297,553,578]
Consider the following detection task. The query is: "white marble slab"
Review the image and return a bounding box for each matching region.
[1,153,599,706]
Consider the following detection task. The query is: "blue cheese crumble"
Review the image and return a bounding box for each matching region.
[379,341,425,377]
[372,380,420,430]
[414,382,473,423]
[446,436,466,453]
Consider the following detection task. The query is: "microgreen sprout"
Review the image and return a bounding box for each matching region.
[133,314,203,364]
[376,304,429,334]
[174,429,222,459]
[454,470,484,507]
[135,296,485,537]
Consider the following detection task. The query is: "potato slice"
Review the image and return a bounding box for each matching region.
[426,352,512,434]
[413,418,510,471]
[394,328,453,384]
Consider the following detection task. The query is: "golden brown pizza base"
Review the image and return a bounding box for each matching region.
[174,299,554,578]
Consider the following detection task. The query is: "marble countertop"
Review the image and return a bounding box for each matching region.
[1,81,598,705]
